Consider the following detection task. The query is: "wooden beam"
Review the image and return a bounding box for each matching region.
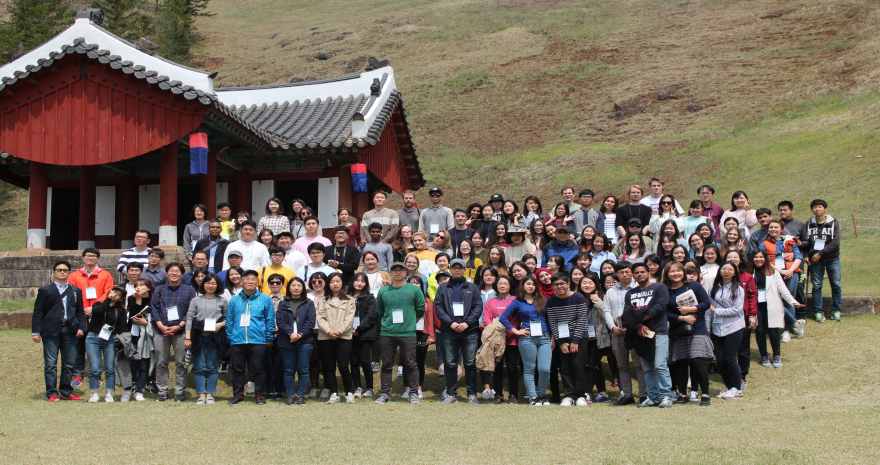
[217,152,242,171]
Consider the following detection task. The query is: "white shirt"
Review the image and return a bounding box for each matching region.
[223,240,270,271]
[641,195,685,215]
[283,248,307,273]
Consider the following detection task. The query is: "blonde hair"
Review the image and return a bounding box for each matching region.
[627,185,644,196]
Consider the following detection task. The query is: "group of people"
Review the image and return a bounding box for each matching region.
[33,180,843,408]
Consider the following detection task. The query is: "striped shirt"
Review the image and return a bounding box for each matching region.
[546,292,589,344]
[361,208,400,244]
[116,247,151,273]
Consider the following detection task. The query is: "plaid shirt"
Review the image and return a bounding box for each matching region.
[258,215,291,235]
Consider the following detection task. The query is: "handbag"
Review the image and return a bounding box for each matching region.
[669,319,694,338]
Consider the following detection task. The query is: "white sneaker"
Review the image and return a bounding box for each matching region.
[327,393,340,404]
[88,393,99,403]
[741,379,748,392]
[246,381,255,394]
[320,388,330,398]
[795,319,806,338]
[575,397,590,406]
[417,389,424,399]
[120,390,131,403]
[721,388,742,399]
[716,388,729,399]
[481,389,494,400]
[781,332,791,343]
[437,364,445,376]
[345,392,355,404]
[541,397,551,406]
[440,389,449,400]
[353,388,364,398]
[689,391,699,402]
[560,397,575,407]
[401,391,410,399]
[134,392,145,402]
[104,393,115,403]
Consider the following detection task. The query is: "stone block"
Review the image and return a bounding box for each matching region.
[0,312,7,330]
[0,270,53,288]
[7,311,32,330]
[805,295,874,316]
[0,287,39,301]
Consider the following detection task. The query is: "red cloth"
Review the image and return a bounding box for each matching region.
[739,272,758,317]
[535,268,555,298]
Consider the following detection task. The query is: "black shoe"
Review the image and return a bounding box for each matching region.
[256,394,266,405]
[297,395,306,405]
[708,362,717,374]
[639,397,647,405]
[700,395,711,407]
[673,394,690,405]
[491,396,505,405]
[155,394,167,402]
[550,396,562,404]
[614,395,635,406]
[508,395,518,405]
[174,394,185,403]
[145,381,159,394]
[285,396,295,405]
[228,396,245,405]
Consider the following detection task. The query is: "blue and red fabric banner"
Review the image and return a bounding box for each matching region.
[189,133,208,175]
[351,163,367,193]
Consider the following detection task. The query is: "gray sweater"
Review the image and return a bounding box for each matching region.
[185,296,228,330]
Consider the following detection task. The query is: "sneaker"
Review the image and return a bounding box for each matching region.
[71,376,83,387]
[560,397,575,407]
[482,388,495,400]
[781,332,791,343]
[297,395,306,405]
[796,319,806,338]
[397,366,403,377]
[174,394,185,403]
[576,397,591,406]
[59,394,82,401]
[320,388,331,398]
[88,393,99,403]
[689,391,699,402]
[196,398,206,405]
[529,397,540,406]
[467,394,479,404]
[205,397,215,404]
[716,389,729,399]
[541,396,551,406]
[410,394,421,404]
[773,355,782,368]
[831,311,842,322]
[327,393,340,404]
[700,394,711,407]
[441,395,458,404]
[353,388,364,398]
[593,392,610,403]
[741,379,748,392]
[673,394,689,405]
[761,356,771,368]
[815,312,825,323]
[440,389,450,400]
[228,396,245,405]
[363,388,375,398]
[309,388,319,398]
[246,381,255,394]
[48,395,59,402]
[286,396,295,405]
[721,388,742,399]
[614,395,635,406]
[120,390,131,403]
[437,364,445,376]
[156,394,168,402]
[371,362,380,374]
[637,398,656,408]
[256,394,266,405]
[792,321,804,338]
[145,381,159,394]
[345,392,356,404]
[104,393,115,403]
[417,389,424,399]
[639,397,648,405]
[508,395,518,405]
[218,361,229,373]
[401,391,410,400]
[491,396,505,405]
[658,396,673,408]
[374,393,392,404]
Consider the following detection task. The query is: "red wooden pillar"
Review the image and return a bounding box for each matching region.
[26,161,48,249]
[159,142,179,246]
[118,173,138,248]
[200,148,217,216]
[78,166,97,250]
[232,170,250,217]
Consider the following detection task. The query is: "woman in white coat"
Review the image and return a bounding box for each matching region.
[748,250,805,368]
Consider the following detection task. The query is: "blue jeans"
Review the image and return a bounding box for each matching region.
[518,333,552,398]
[42,329,78,397]
[435,332,445,365]
[810,259,842,314]
[640,334,673,402]
[192,339,219,394]
[280,343,313,396]
[441,331,479,397]
[129,358,149,393]
[86,333,115,392]
[783,273,800,332]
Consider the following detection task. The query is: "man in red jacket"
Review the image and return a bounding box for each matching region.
[67,248,115,387]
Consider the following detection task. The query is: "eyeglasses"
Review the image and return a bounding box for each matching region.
[552,282,568,287]
[54,268,70,273]
[83,254,98,258]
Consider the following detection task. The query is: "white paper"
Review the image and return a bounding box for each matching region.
[775,256,785,270]
[131,324,141,337]
[99,324,112,340]
[239,314,251,327]
[354,316,361,328]
[588,324,596,338]
[429,223,440,234]
[813,238,825,251]
[416,318,425,330]
[392,310,404,324]
[85,287,98,300]
[758,290,767,303]
[166,306,179,321]
[675,290,698,308]
[293,321,298,333]
[529,321,543,336]
[203,317,217,332]
[712,313,724,325]
[370,289,379,298]
[452,303,464,317]
[557,323,570,338]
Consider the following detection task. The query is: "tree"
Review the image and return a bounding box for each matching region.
[0,0,72,64]
[155,0,212,62]
[90,0,156,42]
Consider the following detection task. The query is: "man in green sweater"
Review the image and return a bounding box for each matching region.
[374,262,425,404]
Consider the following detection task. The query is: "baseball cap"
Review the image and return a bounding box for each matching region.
[226,248,242,257]
[428,187,443,196]
[449,258,466,268]
[489,194,504,203]
[627,218,643,227]
[389,262,407,270]
[241,269,259,278]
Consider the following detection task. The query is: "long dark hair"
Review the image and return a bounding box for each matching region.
[323,272,351,300]
[524,195,543,216]
[624,231,646,257]
[711,261,741,301]
[516,276,546,313]
[347,272,370,297]
[600,195,618,214]
[234,212,251,231]
[501,200,520,225]
[578,273,605,303]
[285,277,307,300]
[225,266,245,292]
[747,250,774,276]
[730,190,750,212]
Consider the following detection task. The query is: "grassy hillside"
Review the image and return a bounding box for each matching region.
[1,0,878,293]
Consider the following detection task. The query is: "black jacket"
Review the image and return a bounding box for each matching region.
[434,278,482,333]
[353,294,378,341]
[86,301,129,335]
[194,236,230,272]
[325,244,361,285]
[32,283,87,337]
[276,298,316,348]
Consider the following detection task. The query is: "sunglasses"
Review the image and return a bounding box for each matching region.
[430,193,442,197]
[54,268,70,273]
[311,279,324,284]
[660,201,673,205]
[269,281,283,285]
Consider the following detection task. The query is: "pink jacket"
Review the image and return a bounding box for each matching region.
[482,296,518,345]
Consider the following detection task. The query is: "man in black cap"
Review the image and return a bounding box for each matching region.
[419,187,453,241]
[611,218,656,257]
[489,194,504,221]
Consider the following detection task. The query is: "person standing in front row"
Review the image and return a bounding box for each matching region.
[435,259,484,404]
[32,260,87,402]
[150,262,196,402]
[68,248,115,388]
[226,269,275,405]
[602,261,646,405]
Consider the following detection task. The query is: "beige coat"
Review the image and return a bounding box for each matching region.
[762,270,799,328]
[592,298,612,349]
[316,296,356,340]
[476,319,506,371]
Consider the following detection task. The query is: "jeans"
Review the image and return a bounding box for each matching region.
[810,259,842,313]
[435,331,446,365]
[41,329,78,397]
[712,329,743,390]
[441,331,479,397]
[85,333,115,392]
[280,343,313,396]
[783,273,800,332]
[639,334,673,402]
[318,339,354,395]
[74,335,86,378]
[518,334,552,399]
[380,336,418,395]
[192,339,219,395]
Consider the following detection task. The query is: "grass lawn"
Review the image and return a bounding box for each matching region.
[1,315,879,462]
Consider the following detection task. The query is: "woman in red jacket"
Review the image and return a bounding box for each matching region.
[725,250,757,392]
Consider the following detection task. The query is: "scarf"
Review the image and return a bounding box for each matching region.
[535,268,555,298]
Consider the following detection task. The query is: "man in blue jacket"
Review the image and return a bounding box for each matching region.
[541,225,580,268]
[435,259,483,404]
[226,269,275,405]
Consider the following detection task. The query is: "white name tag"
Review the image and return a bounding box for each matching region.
[99,324,112,340]
[166,306,179,321]
[588,324,596,338]
[392,310,404,324]
[430,223,440,234]
[203,317,216,332]
[370,289,379,298]
[85,287,98,300]
[293,322,298,333]
[416,318,425,330]
[775,256,785,269]
[758,290,767,303]
[354,316,361,328]
[131,324,141,337]
[529,322,543,336]
[813,238,825,251]
[617,303,625,316]
[239,314,251,327]
[713,314,724,325]
[557,323,570,338]
[452,303,464,317]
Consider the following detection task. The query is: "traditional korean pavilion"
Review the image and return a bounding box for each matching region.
[0,9,423,250]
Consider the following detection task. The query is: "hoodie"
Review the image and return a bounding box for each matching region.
[805,215,840,262]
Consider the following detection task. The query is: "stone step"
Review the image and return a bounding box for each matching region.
[0,287,40,301]
[0,251,186,270]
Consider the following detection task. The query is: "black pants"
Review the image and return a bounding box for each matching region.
[371,339,381,364]
[606,349,620,381]
[309,341,322,389]
[263,344,285,394]
[350,337,374,390]
[737,316,752,378]
[582,340,603,394]
[231,344,268,397]
[559,344,588,400]
[713,329,743,390]
[380,336,418,395]
[318,339,353,395]
[548,345,561,400]
[672,358,709,396]
[491,345,520,398]
[402,333,429,388]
